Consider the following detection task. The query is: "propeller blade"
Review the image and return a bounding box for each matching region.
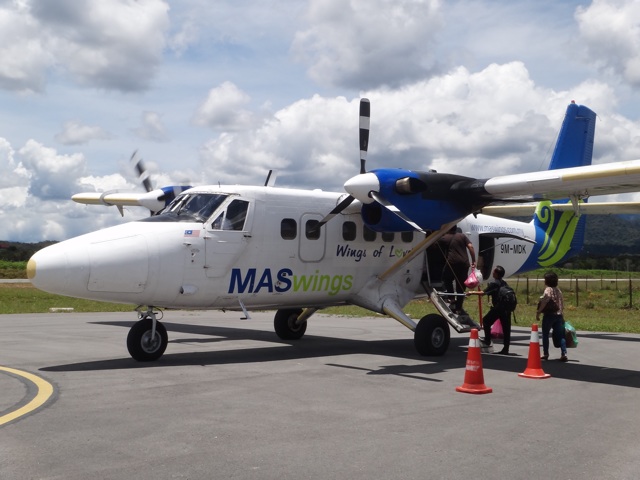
[369,191,426,233]
[315,98,370,231]
[313,195,356,231]
[359,98,370,174]
[130,150,153,193]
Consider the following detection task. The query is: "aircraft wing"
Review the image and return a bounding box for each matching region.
[72,192,150,206]
[72,185,192,215]
[482,160,640,201]
[480,201,640,218]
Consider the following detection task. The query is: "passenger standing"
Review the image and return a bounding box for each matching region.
[536,271,568,362]
[439,225,476,314]
[479,266,512,355]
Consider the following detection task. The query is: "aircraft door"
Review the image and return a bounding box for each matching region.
[205,199,252,278]
[299,213,326,262]
[478,235,495,280]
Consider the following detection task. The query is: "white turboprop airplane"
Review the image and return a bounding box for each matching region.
[27,100,640,361]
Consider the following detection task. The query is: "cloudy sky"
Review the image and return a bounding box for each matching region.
[2,0,640,242]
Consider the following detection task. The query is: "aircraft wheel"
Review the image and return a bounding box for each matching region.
[127,318,168,361]
[414,313,450,356]
[274,308,307,340]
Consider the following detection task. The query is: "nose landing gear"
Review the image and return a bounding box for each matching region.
[127,307,168,361]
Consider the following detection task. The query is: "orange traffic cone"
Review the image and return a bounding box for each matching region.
[518,324,551,379]
[456,329,492,394]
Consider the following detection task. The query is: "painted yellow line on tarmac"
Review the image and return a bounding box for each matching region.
[0,366,54,426]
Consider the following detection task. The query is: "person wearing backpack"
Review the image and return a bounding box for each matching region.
[477,265,514,355]
[536,271,568,362]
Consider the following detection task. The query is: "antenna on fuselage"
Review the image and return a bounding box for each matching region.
[264,169,278,187]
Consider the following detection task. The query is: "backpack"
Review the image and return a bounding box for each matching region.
[497,285,518,312]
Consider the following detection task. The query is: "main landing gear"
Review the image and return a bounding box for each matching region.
[127,307,168,361]
[273,306,451,357]
[274,308,308,340]
[414,313,450,356]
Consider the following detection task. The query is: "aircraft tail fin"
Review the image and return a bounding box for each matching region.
[528,102,596,268]
[547,102,596,170]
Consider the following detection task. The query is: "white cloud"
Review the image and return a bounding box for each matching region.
[576,0,640,87]
[0,0,51,92]
[55,121,112,145]
[198,61,640,197]
[198,63,603,191]
[133,112,169,142]
[0,0,170,93]
[0,138,27,188]
[193,82,255,131]
[292,0,443,89]
[19,140,87,200]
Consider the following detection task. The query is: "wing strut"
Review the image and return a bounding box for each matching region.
[378,219,461,282]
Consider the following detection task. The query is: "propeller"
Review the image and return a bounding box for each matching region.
[369,191,425,233]
[314,98,371,230]
[319,98,475,233]
[128,150,193,215]
[359,98,370,174]
[131,150,153,193]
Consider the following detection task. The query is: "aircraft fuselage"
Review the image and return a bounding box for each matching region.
[28,185,551,314]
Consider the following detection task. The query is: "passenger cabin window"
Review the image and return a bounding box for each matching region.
[281,219,297,240]
[305,220,321,240]
[401,231,414,243]
[211,199,249,231]
[382,232,395,242]
[342,222,356,241]
[363,225,376,242]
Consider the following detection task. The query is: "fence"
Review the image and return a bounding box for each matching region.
[511,275,640,309]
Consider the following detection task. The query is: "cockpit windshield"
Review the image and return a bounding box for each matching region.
[141,193,229,223]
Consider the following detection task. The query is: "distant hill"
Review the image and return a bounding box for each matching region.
[570,215,640,271]
[0,241,56,262]
[582,215,640,256]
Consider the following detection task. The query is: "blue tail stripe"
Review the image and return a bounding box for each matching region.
[548,103,596,170]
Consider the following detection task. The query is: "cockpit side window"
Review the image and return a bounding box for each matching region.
[210,199,249,231]
[141,193,228,223]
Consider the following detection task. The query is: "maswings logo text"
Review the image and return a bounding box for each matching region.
[228,268,353,296]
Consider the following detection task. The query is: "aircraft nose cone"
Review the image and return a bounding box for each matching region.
[344,172,379,204]
[28,242,90,296]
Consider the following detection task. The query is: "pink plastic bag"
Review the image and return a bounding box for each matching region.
[491,319,504,339]
[464,269,480,289]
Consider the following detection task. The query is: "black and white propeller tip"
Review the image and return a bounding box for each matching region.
[313,98,372,231]
[130,150,153,193]
[359,98,370,174]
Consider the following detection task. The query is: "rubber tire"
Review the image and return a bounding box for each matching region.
[274,308,307,340]
[127,318,168,361]
[414,313,450,356]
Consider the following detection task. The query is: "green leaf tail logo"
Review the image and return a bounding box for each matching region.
[535,200,581,267]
